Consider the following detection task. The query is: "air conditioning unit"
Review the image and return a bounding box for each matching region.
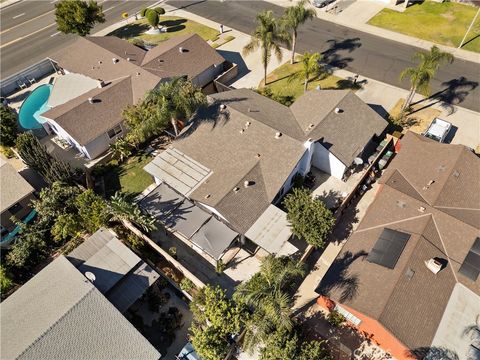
[425,258,442,274]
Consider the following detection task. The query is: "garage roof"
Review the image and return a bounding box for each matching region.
[245,205,292,254]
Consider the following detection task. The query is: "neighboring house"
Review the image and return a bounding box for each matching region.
[0,228,161,360]
[0,159,35,248]
[317,132,480,360]
[38,34,226,159]
[142,88,387,257]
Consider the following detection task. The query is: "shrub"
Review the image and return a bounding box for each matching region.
[327,310,345,327]
[0,105,17,147]
[180,278,195,293]
[168,246,177,258]
[216,259,226,274]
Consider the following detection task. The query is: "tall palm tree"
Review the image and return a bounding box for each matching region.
[146,78,206,136]
[282,0,316,64]
[400,45,454,112]
[243,11,289,86]
[288,51,323,93]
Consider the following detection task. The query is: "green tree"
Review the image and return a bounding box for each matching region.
[243,11,289,86]
[33,182,81,224]
[15,133,75,184]
[282,0,316,64]
[0,265,14,296]
[260,326,299,360]
[283,187,335,248]
[190,285,244,360]
[141,7,165,29]
[107,192,156,232]
[75,190,108,233]
[0,105,18,147]
[400,45,454,112]
[235,256,305,351]
[55,0,105,36]
[288,51,324,92]
[298,339,330,360]
[52,213,83,242]
[109,138,132,162]
[6,225,48,269]
[146,78,206,136]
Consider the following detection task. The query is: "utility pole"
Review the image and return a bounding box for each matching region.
[459,8,480,49]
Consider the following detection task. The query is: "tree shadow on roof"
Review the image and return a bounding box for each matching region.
[406,346,459,360]
[316,250,367,303]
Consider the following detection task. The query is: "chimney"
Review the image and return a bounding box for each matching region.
[88,97,94,104]
[275,132,282,139]
[425,258,443,274]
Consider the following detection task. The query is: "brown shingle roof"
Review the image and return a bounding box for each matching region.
[319,132,480,349]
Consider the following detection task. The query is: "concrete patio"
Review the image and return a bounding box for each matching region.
[40,134,88,170]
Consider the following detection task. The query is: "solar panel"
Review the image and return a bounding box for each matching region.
[459,237,480,281]
[367,228,411,269]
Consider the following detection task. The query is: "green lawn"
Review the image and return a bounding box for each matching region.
[109,16,219,45]
[368,2,480,53]
[261,61,360,102]
[102,153,153,198]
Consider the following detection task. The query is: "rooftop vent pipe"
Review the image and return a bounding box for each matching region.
[112,58,119,64]
[88,97,94,104]
[244,181,254,188]
[335,107,343,114]
[233,187,240,193]
[97,80,104,88]
[179,47,184,53]
[219,104,226,110]
[275,132,282,139]
[418,206,426,213]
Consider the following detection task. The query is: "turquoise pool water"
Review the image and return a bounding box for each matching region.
[18,84,52,130]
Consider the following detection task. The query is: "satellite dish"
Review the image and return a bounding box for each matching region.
[353,157,364,165]
[85,271,96,283]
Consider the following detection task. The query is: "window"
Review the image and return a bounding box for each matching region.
[334,304,362,326]
[107,125,122,139]
[8,202,23,215]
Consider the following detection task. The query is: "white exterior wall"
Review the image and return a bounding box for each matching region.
[193,63,224,88]
[311,142,347,180]
[44,118,87,157]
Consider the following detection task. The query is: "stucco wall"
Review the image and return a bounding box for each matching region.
[311,142,347,179]
[193,63,224,88]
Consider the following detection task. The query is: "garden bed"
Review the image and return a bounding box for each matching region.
[109,16,219,45]
[368,2,480,53]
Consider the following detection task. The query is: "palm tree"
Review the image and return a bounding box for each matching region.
[282,0,316,64]
[108,192,156,232]
[109,138,132,163]
[243,11,289,86]
[146,78,206,136]
[288,51,323,92]
[234,255,305,351]
[400,45,454,112]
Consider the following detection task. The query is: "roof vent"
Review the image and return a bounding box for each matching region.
[275,132,282,139]
[334,107,343,114]
[136,72,141,76]
[127,57,131,62]
[205,194,211,199]
[98,61,102,65]
[255,153,261,158]
[309,123,315,129]
[88,97,94,104]
[396,200,406,209]
[233,187,240,193]
[418,206,426,213]
[425,258,443,274]
[437,165,446,172]
[97,79,104,88]
[85,271,96,282]
[219,104,226,111]
[245,121,251,127]
[244,180,254,188]
[112,58,119,64]
[239,129,244,134]
[179,47,184,53]
[453,170,460,178]
[405,267,415,280]
[427,180,435,186]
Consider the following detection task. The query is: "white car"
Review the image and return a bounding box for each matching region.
[422,117,452,143]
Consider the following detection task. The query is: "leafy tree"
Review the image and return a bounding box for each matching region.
[146,78,206,136]
[235,256,304,351]
[52,213,83,242]
[33,182,81,224]
[141,7,165,29]
[55,0,105,36]
[400,45,454,112]
[260,326,299,360]
[75,190,109,233]
[282,0,316,64]
[0,265,14,295]
[107,192,156,232]
[298,339,330,360]
[288,51,324,92]
[0,105,18,147]
[15,132,75,184]
[243,11,289,86]
[109,138,132,162]
[6,225,48,269]
[190,285,244,360]
[122,102,158,146]
[283,187,335,248]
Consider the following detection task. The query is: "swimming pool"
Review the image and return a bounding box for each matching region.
[18,84,52,130]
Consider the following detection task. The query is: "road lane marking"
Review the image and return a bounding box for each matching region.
[12,12,25,19]
[1,9,54,34]
[50,31,60,37]
[0,22,56,49]
[50,0,58,3]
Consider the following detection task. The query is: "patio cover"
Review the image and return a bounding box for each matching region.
[191,217,238,260]
[144,148,211,196]
[245,204,292,254]
[165,199,212,239]
[140,182,184,222]
[47,73,98,108]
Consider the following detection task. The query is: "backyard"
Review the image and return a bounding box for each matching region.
[109,15,219,45]
[96,153,153,198]
[368,2,480,53]
[260,61,361,102]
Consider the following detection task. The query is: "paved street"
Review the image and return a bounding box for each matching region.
[167,0,480,112]
[0,0,158,78]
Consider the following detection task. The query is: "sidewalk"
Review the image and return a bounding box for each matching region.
[263,0,480,64]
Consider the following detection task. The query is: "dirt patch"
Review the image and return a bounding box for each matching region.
[389,99,441,134]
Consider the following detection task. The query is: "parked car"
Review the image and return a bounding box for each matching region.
[422,117,452,143]
[313,0,336,8]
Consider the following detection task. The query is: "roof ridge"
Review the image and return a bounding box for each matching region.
[17,286,96,359]
[387,168,431,205]
[355,212,431,234]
